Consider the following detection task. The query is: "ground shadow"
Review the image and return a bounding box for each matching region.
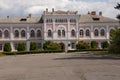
[53,54,120,60]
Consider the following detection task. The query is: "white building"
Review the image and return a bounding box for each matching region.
[0,9,119,52]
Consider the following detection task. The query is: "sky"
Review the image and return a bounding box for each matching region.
[0,0,120,19]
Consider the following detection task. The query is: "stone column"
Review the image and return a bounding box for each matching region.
[26,26,30,51]
[10,26,14,51]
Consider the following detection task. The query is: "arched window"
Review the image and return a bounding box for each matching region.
[58,30,61,36]
[79,30,84,36]
[86,29,90,37]
[110,29,114,37]
[0,30,2,38]
[94,29,99,36]
[100,29,105,36]
[48,30,52,37]
[71,29,76,37]
[21,30,26,37]
[62,30,65,37]
[15,30,19,38]
[37,30,41,37]
[4,30,9,38]
[30,30,35,37]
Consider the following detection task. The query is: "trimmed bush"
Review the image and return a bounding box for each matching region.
[101,41,109,49]
[43,41,61,50]
[4,43,11,52]
[17,43,26,51]
[91,40,98,49]
[76,41,90,50]
[30,42,38,51]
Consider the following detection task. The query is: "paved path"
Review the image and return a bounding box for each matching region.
[0,53,120,80]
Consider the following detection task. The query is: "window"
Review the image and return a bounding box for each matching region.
[62,30,65,37]
[37,30,41,37]
[58,30,61,36]
[4,30,9,38]
[0,30,2,38]
[0,44,2,50]
[94,29,99,36]
[100,29,105,36]
[110,29,114,37]
[30,30,35,37]
[14,30,19,38]
[21,30,26,37]
[71,29,76,37]
[71,43,75,49]
[48,30,52,37]
[79,30,84,36]
[86,29,90,37]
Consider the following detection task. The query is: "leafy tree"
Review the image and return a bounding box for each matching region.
[91,40,98,49]
[17,43,26,51]
[30,42,38,51]
[4,43,11,52]
[108,28,120,53]
[101,41,109,49]
[76,41,90,49]
[43,41,61,50]
[115,3,120,26]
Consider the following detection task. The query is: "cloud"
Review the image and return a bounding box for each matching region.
[0,0,119,19]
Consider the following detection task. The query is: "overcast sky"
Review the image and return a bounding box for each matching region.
[0,0,120,19]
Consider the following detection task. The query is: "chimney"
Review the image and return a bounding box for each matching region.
[52,8,54,12]
[7,16,9,18]
[46,8,48,12]
[99,11,102,16]
[91,11,96,15]
[28,14,32,18]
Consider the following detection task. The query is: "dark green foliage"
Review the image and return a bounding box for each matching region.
[76,41,90,50]
[43,41,61,50]
[43,41,51,50]
[101,41,109,49]
[30,42,38,51]
[4,43,11,52]
[3,50,63,55]
[91,40,98,49]
[109,28,120,53]
[17,43,26,51]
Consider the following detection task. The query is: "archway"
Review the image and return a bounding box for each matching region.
[59,43,65,51]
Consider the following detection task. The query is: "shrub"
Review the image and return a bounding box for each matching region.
[91,40,98,49]
[30,42,38,51]
[76,41,90,50]
[4,43,11,52]
[43,41,61,50]
[17,43,26,51]
[101,41,109,49]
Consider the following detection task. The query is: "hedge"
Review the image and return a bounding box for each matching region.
[68,49,108,53]
[2,50,64,55]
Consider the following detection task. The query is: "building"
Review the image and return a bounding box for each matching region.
[0,8,119,52]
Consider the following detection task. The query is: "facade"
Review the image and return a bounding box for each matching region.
[0,8,119,52]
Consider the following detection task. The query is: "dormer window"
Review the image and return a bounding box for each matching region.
[20,18,27,21]
[92,18,100,21]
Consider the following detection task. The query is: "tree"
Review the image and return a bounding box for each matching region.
[4,43,11,52]
[101,41,109,49]
[76,41,90,50]
[115,3,120,26]
[91,40,98,49]
[17,43,26,51]
[30,42,38,51]
[108,28,120,53]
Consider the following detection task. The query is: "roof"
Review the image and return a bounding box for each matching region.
[45,10,78,15]
[79,14,118,23]
[0,16,42,23]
